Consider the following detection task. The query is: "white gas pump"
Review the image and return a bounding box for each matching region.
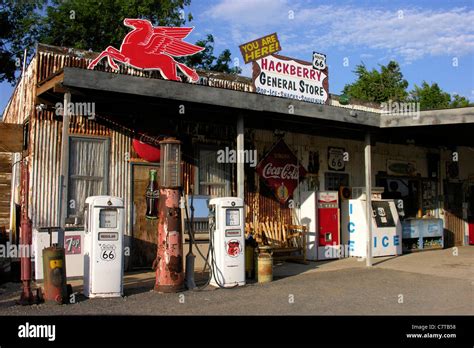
[208,197,245,288]
[83,196,125,298]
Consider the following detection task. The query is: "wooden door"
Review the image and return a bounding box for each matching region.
[131,164,160,268]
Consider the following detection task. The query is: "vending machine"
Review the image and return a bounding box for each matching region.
[208,197,245,288]
[341,189,402,258]
[83,196,125,298]
[301,191,340,260]
[316,191,340,260]
[300,191,318,261]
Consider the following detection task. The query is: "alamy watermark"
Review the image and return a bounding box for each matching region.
[0,242,33,258]
[217,147,257,167]
[55,101,96,120]
[380,99,420,119]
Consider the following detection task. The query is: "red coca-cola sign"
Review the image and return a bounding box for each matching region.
[256,139,307,204]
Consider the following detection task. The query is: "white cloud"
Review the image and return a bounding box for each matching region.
[203,2,474,63]
[203,0,290,27]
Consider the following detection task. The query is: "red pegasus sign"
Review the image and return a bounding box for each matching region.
[87,18,204,82]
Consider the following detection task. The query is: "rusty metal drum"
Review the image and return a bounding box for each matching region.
[42,246,68,304]
[257,246,273,283]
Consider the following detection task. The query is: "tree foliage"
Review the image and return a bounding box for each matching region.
[342,61,409,103]
[409,81,451,110]
[183,34,241,74]
[449,94,472,108]
[0,0,241,84]
[0,0,45,83]
[39,0,192,51]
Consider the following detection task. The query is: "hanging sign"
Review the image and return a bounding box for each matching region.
[387,160,417,176]
[239,33,281,64]
[88,18,204,82]
[256,139,307,204]
[252,54,329,105]
[327,147,346,171]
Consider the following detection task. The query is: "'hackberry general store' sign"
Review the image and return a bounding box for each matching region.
[252,54,329,105]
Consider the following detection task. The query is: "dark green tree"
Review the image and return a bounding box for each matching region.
[0,0,241,81]
[449,94,472,108]
[409,81,451,110]
[183,34,241,74]
[342,61,408,103]
[183,34,216,71]
[0,0,45,83]
[39,0,192,51]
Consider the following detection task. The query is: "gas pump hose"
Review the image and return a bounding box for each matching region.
[183,195,238,290]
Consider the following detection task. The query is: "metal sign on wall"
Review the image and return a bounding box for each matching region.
[256,139,307,204]
[252,54,329,105]
[328,147,346,171]
[88,18,204,82]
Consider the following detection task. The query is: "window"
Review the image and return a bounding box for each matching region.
[67,137,109,224]
[197,146,231,197]
[324,172,349,191]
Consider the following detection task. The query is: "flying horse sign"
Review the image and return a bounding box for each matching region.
[88,18,204,82]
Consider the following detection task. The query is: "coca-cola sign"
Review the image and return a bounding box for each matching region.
[256,139,307,204]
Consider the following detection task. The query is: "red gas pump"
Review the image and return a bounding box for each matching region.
[317,191,340,260]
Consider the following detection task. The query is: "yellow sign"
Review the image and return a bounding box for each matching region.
[49,259,63,269]
[239,33,281,64]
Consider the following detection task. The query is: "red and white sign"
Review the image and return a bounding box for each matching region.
[256,139,307,204]
[318,191,338,204]
[227,240,241,257]
[88,18,204,82]
[252,54,329,105]
[64,235,81,255]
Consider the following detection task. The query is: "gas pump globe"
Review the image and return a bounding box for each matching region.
[160,139,181,188]
[154,138,184,293]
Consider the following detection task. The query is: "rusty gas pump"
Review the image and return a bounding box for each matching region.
[18,159,36,305]
[154,139,184,293]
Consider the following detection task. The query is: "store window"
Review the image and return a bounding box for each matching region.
[324,172,349,191]
[376,176,438,219]
[197,146,231,197]
[67,136,109,224]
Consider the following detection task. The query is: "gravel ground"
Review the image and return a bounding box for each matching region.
[0,266,472,315]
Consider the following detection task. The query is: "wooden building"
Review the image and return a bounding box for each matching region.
[2,44,474,276]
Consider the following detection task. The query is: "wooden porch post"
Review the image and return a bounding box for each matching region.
[58,92,71,241]
[237,114,245,200]
[365,132,373,267]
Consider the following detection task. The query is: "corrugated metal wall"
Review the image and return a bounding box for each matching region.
[30,113,61,227]
[29,110,131,233]
[3,46,132,234]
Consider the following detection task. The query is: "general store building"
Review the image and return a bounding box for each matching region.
[2,44,474,277]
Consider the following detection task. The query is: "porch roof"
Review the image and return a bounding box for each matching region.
[36,67,474,147]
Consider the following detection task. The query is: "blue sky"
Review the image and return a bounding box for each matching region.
[1,0,473,115]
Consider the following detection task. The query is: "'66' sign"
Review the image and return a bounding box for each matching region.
[256,139,307,204]
[328,147,346,171]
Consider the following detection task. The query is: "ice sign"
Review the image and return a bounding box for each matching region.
[100,209,117,228]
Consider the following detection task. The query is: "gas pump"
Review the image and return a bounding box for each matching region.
[208,197,245,288]
[83,196,125,298]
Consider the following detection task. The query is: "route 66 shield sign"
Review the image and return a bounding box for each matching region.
[312,51,327,70]
[328,147,345,171]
